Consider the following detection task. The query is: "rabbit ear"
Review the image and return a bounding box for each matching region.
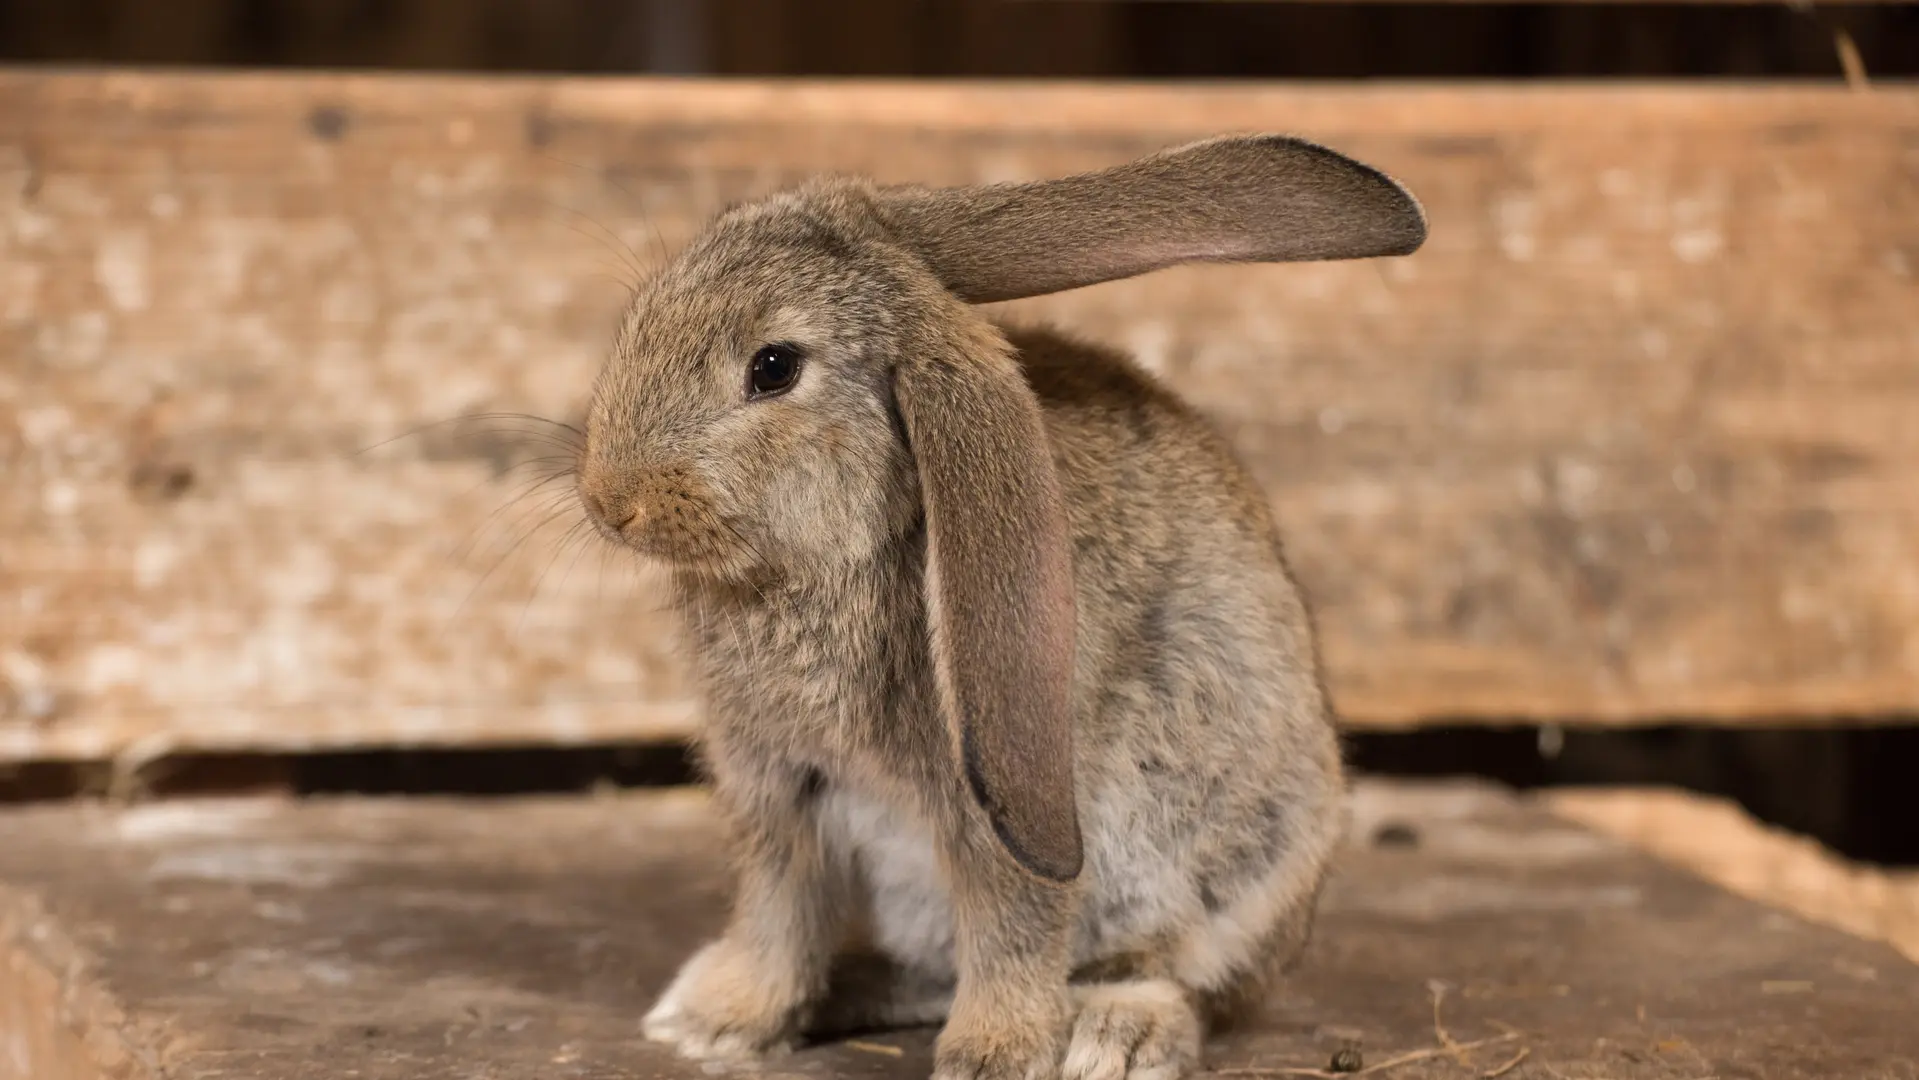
[895,326,1081,883]
[878,134,1426,304]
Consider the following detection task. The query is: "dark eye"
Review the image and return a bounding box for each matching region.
[747,343,802,399]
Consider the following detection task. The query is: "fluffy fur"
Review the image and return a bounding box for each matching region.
[573,135,1426,1080]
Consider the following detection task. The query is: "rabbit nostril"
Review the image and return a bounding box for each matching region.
[580,489,607,521]
[580,488,637,531]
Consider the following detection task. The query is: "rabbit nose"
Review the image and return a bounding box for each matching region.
[579,486,638,532]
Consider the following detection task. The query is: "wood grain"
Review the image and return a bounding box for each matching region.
[2,73,1916,761]
[3,781,1918,1080]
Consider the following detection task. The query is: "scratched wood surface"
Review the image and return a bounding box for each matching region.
[3,781,1917,1080]
[2,73,1917,762]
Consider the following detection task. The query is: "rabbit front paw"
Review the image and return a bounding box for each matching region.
[642,939,808,1060]
[933,993,1069,1080]
[1061,979,1202,1080]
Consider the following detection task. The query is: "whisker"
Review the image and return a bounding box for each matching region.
[540,150,672,268]
[561,223,647,289]
[571,219,648,278]
[717,519,777,608]
[518,518,594,638]
[549,197,652,284]
[454,490,583,597]
[695,592,711,672]
[449,473,580,568]
[456,411,585,438]
[355,411,583,458]
[584,268,644,301]
[353,414,479,457]
[551,516,604,599]
[717,597,750,680]
[453,500,580,626]
[447,429,585,459]
[632,198,671,267]
[591,539,611,625]
[454,456,578,509]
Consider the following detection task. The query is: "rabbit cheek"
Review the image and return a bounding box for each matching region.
[760,426,899,570]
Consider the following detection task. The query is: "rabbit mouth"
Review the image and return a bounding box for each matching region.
[586,509,765,581]
[576,464,753,569]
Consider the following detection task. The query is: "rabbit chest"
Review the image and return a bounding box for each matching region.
[675,553,952,799]
[678,561,970,970]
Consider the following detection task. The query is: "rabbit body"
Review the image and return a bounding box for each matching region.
[576,138,1425,1080]
[643,327,1340,1080]
[887,330,1345,996]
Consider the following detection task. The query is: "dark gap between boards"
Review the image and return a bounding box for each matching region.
[2,725,1913,867]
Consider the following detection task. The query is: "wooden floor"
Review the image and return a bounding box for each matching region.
[2,780,1914,1080]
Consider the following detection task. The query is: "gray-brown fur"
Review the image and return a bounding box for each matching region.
[574,135,1425,1080]
[881,133,1426,303]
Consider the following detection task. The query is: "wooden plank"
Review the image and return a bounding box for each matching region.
[1548,787,1919,965]
[1,780,1916,1080]
[2,73,1917,763]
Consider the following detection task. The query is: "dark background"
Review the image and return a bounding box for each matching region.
[1,0,1915,79]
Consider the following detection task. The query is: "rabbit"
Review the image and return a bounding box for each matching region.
[572,134,1426,1080]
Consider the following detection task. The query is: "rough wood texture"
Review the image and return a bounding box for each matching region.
[3,73,1917,763]
[1549,786,1919,965]
[0,780,1914,1080]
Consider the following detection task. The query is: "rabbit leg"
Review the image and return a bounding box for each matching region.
[1194,888,1321,1030]
[1178,850,1331,1032]
[809,951,956,1036]
[933,831,1080,1080]
[643,764,845,1059]
[1062,979,1204,1080]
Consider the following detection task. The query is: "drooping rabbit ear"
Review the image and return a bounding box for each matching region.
[895,325,1081,883]
[876,134,1427,304]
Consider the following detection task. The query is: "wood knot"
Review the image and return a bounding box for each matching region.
[307,105,350,141]
[130,460,195,501]
[1372,821,1421,849]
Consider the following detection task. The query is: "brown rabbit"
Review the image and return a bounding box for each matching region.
[574,135,1425,1080]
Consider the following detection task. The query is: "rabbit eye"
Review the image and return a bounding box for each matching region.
[747,343,802,399]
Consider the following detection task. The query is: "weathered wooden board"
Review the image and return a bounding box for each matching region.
[3,73,1917,762]
[1548,787,1919,965]
[2,780,1916,1080]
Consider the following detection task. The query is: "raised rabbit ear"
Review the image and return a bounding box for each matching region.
[895,325,1081,883]
[877,134,1426,304]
